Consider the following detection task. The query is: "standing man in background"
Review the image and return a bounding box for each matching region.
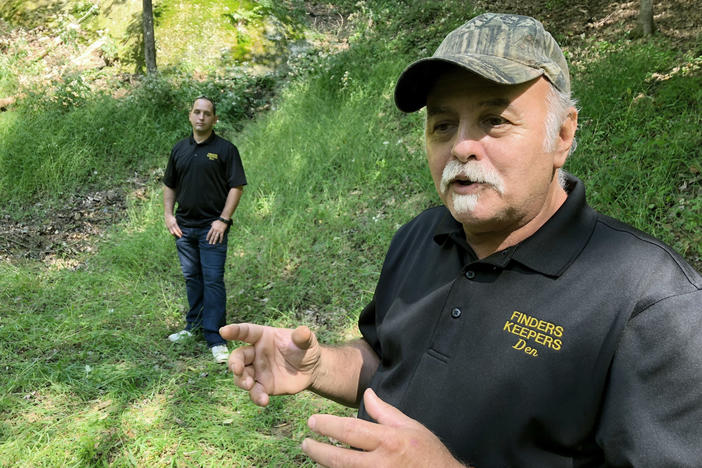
[163,96,246,363]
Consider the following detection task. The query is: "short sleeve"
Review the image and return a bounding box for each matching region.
[596,290,702,466]
[358,298,381,356]
[162,148,178,188]
[226,144,247,188]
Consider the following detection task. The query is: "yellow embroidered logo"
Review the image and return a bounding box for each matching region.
[206,153,218,160]
[503,310,564,358]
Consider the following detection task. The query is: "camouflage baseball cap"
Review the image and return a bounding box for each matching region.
[394,13,570,113]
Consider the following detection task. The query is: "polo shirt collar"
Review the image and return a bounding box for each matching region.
[433,173,597,277]
[189,131,217,146]
[511,173,597,276]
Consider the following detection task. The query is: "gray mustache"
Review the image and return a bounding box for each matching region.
[440,160,505,195]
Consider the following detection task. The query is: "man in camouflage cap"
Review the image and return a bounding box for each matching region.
[221,13,702,467]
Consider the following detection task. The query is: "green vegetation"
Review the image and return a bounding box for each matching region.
[1,0,700,465]
[568,38,702,257]
[0,71,275,212]
[0,0,308,73]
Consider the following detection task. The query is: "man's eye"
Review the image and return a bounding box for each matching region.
[484,116,507,126]
[432,122,453,133]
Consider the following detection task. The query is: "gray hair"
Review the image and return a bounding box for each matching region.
[544,83,578,187]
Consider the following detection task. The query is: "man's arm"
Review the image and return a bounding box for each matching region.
[207,186,244,244]
[220,185,244,220]
[163,185,182,238]
[311,337,379,407]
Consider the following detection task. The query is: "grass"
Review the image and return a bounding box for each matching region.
[1,0,701,465]
[0,201,346,466]
[567,39,702,259]
[0,71,275,215]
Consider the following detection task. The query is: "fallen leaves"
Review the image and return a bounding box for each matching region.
[0,188,126,264]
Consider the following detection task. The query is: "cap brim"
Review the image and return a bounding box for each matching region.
[394,56,544,113]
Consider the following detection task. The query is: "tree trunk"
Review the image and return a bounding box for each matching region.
[142,0,157,74]
[639,0,655,36]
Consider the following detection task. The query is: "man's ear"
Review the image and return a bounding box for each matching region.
[554,107,578,168]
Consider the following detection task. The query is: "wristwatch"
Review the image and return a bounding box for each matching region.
[218,217,233,226]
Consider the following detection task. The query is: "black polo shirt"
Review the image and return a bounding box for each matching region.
[163,132,247,228]
[358,173,702,466]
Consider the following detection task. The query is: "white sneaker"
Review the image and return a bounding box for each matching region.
[211,345,229,363]
[168,330,193,343]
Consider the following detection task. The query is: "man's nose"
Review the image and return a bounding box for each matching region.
[451,122,484,163]
[451,135,481,163]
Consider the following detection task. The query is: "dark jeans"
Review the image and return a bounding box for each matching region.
[175,226,228,347]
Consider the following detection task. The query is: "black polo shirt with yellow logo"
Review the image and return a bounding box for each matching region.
[358,173,702,466]
[163,131,247,228]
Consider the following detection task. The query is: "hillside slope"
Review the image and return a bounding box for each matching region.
[0,0,700,268]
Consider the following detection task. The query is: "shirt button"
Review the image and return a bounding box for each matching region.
[465,270,476,280]
[451,308,462,319]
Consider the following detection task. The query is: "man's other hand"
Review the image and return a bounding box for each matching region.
[302,388,466,468]
[207,219,228,244]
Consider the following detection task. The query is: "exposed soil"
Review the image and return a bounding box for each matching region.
[472,0,702,51]
[0,174,153,268]
[0,190,124,265]
[0,0,700,266]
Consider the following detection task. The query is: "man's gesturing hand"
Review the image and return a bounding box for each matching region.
[301,388,465,468]
[219,324,322,407]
